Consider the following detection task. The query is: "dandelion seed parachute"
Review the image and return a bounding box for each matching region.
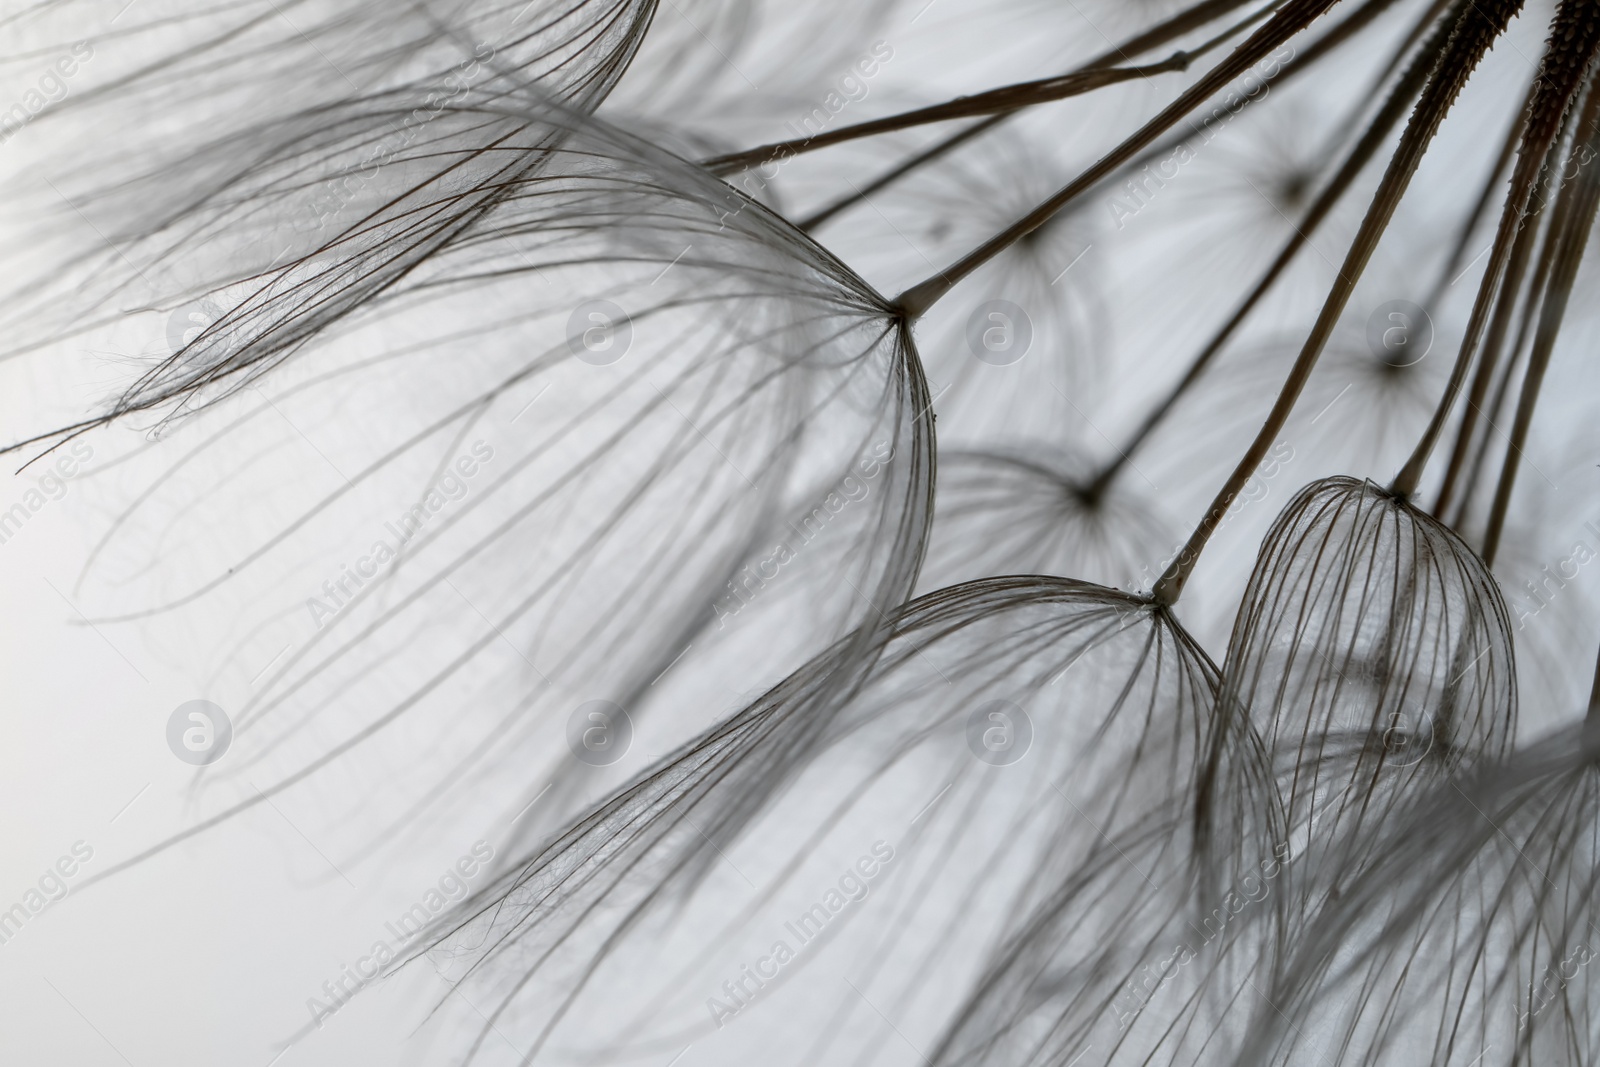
[857,133,1111,448]
[0,0,658,436]
[65,99,935,877]
[1210,476,1516,937]
[414,577,1274,1066]
[1234,719,1600,1067]
[919,447,1175,594]
[603,0,903,155]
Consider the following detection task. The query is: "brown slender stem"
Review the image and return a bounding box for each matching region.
[708,0,1277,180]
[1096,0,1268,68]
[1431,84,1549,518]
[1481,79,1600,564]
[1432,180,1546,513]
[704,54,1197,177]
[894,0,1339,321]
[798,115,1005,231]
[798,0,1269,230]
[1446,334,1521,530]
[805,0,1401,247]
[1588,643,1600,719]
[1423,95,1524,314]
[1088,6,1437,496]
[1392,0,1600,499]
[1315,0,1451,153]
[1154,0,1518,605]
[1446,161,1557,523]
